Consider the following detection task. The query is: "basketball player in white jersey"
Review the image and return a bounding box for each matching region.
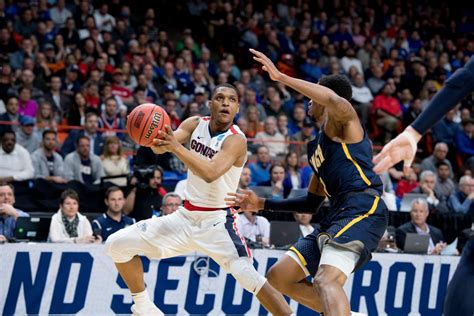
[105,83,292,316]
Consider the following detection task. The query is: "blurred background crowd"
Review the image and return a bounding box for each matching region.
[0,0,473,253]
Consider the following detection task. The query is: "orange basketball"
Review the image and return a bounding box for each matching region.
[126,103,171,147]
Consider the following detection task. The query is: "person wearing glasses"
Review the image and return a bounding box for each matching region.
[159,193,182,216]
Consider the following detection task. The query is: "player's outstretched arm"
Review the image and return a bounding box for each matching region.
[226,175,326,213]
[155,128,247,183]
[249,48,358,124]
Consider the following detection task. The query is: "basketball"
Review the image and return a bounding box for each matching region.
[126,103,171,147]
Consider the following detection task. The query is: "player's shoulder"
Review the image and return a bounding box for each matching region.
[180,116,202,131]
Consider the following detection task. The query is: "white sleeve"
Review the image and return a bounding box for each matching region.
[48,217,74,243]
[13,147,34,181]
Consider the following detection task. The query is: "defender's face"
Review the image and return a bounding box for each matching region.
[210,87,239,125]
[308,100,326,123]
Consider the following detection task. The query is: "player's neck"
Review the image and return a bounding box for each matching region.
[209,120,232,134]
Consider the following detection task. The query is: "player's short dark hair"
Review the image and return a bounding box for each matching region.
[60,189,79,205]
[212,83,239,99]
[318,74,352,102]
[105,186,123,200]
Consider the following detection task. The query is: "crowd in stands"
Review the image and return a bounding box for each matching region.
[0,0,473,253]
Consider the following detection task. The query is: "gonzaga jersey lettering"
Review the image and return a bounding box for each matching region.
[185,117,245,208]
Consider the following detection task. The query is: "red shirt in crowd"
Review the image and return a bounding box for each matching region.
[372,94,402,117]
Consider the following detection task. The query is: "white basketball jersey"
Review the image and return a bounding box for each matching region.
[184,117,245,208]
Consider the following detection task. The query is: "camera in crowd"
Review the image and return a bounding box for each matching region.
[133,167,156,190]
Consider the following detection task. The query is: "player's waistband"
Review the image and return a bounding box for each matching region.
[183,200,231,212]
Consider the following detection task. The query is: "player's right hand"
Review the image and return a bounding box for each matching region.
[372,126,422,175]
[225,189,260,212]
[249,48,283,82]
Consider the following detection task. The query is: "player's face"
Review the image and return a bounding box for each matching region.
[210,87,239,125]
[308,100,327,124]
[106,190,125,213]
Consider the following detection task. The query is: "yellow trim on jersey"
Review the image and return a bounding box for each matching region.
[289,246,307,266]
[334,196,380,238]
[341,143,372,186]
[319,177,331,197]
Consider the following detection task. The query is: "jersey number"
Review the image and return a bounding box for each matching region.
[310,145,325,172]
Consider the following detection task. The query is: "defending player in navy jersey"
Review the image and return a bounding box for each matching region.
[226,49,388,316]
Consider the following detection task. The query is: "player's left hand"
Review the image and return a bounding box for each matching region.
[249,48,283,82]
[225,189,261,212]
[153,125,180,153]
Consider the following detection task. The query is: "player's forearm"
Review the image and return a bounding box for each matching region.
[262,193,325,213]
[278,73,335,108]
[173,145,218,183]
[411,56,474,134]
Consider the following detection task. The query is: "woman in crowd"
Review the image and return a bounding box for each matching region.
[101,136,129,187]
[48,189,101,243]
[67,92,88,126]
[35,101,58,136]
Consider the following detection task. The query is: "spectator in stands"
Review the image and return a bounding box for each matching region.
[92,186,135,241]
[17,87,38,118]
[31,130,66,183]
[236,209,270,247]
[293,212,315,237]
[64,136,105,185]
[48,189,101,243]
[159,193,182,217]
[49,0,72,28]
[249,145,271,186]
[35,101,58,137]
[67,92,88,127]
[243,105,264,139]
[432,109,461,148]
[287,102,306,135]
[100,136,129,187]
[239,166,252,190]
[16,116,40,153]
[45,76,71,117]
[455,119,474,158]
[290,117,315,157]
[0,184,29,242]
[8,69,44,102]
[410,170,447,213]
[372,82,402,143]
[99,97,125,139]
[255,116,287,157]
[351,73,373,126]
[259,163,287,199]
[421,142,454,176]
[62,112,104,156]
[124,166,167,221]
[367,65,385,95]
[94,4,116,33]
[283,152,302,193]
[9,38,34,71]
[395,198,446,255]
[434,161,456,201]
[449,176,474,215]
[0,130,34,183]
[0,97,22,135]
[396,167,419,198]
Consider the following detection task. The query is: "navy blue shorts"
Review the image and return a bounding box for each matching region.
[290,194,388,276]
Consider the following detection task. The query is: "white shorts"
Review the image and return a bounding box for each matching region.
[109,207,251,272]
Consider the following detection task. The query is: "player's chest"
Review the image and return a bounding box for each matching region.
[189,133,226,159]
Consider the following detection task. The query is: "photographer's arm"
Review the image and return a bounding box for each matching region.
[123,188,136,215]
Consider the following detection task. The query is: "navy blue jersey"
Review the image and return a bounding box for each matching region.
[92,213,136,241]
[307,129,383,207]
